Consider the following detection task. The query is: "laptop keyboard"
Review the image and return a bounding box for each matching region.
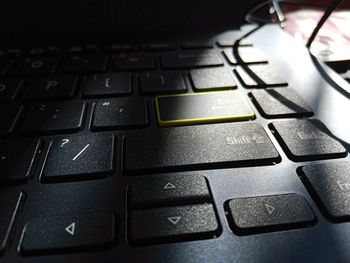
[0,26,349,260]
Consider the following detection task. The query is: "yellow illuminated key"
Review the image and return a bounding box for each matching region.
[155,91,255,126]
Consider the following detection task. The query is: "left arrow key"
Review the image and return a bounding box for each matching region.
[20,212,115,254]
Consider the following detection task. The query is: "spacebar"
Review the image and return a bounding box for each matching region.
[125,123,281,173]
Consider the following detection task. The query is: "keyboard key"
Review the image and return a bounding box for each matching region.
[126,122,280,173]
[130,174,210,209]
[140,72,187,95]
[155,91,254,126]
[23,101,86,134]
[114,53,155,71]
[190,67,236,91]
[28,48,46,56]
[223,47,267,64]
[6,48,21,57]
[14,57,59,75]
[20,212,115,254]
[161,50,223,69]
[62,54,107,73]
[0,78,23,101]
[83,73,131,97]
[23,76,78,100]
[235,64,288,88]
[84,44,100,53]
[271,119,347,161]
[41,134,114,183]
[180,41,213,49]
[0,58,14,75]
[0,104,23,136]
[104,43,138,52]
[65,46,83,54]
[299,162,350,220]
[226,194,315,235]
[0,190,24,253]
[92,98,148,130]
[142,42,176,51]
[130,204,219,245]
[0,140,41,185]
[250,88,313,118]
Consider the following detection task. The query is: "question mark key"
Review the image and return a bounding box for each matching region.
[41,134,115,183]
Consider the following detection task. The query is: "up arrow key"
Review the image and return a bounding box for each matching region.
[65,222,76,236]
[163,182,176,190]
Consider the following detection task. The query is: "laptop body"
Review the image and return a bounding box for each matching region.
[0,1,350,262]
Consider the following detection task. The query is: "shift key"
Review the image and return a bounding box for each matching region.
[126,122,280,173]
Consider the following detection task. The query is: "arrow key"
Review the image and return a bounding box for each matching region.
[190,67,236,91]
[129,174,211,209]
[130,204,219,245]
[20,212,115,254]
[226,194,316,235]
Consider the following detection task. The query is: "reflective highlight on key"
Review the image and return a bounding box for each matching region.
[155,91,255,126]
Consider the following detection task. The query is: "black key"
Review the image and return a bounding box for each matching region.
[130,204,219,245]
[190,67,236,91]
[84,44,100,53]
[65,46,83,53]
[20,212,115,254]
[23,101,85,134]
[14,57,59,75]
[62,54,107,73]
[41,134,114,183]
[130,174,210,209]
[235,64,288,88]
[299,162,350,221]
[140,72,187,95]
[28,48,45,56]
[250,88,313,118]
[0,104,23,136]
[23,76,78,100]
[180,41,213,49]
[0,78,23,101]
[271,119,347,161]
[142,42,176,51]
[0,58,14,75]
[161,50,223,69]
[223,47,267,64]
[83,73,131,97]
[104,43,138,52]
[114,53,155,71]
[92,98,148,130]
[0,140,41,185]
[66,44,100,54]
[226,194,315,235]
[0,190,24,253]
[6,48,21,57]
[126,122,280,173]
[28,46,61,56]
[217,30,252,47]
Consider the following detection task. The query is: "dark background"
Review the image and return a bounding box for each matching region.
[0,0,260,46]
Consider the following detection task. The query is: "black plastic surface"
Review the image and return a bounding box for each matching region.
[0,25,350,263]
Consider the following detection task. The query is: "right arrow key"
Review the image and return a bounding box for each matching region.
[226,194,316,235]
